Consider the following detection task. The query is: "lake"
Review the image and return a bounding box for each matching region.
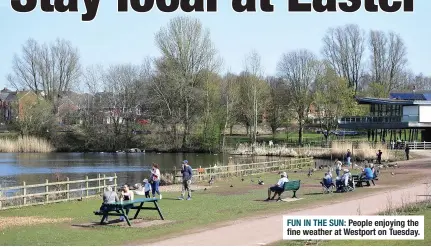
[0,152,334,188]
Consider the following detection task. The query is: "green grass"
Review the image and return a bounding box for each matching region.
[274,203,431,246]
[0,171,383,246]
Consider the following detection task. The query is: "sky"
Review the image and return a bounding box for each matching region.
[0,0,430,90]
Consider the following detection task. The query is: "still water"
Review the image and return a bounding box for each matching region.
[0,152,335,188]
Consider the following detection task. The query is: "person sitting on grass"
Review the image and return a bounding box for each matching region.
[265,172,288,201]
[100,186,119,223]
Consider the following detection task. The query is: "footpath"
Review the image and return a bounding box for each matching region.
[148,151,431,246]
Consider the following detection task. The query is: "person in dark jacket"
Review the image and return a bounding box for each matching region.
[179,160,193,200]
[376,150,383,164]
[405,144,410,160]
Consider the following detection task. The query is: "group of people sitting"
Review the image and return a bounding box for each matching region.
[321,168,354,193]
[100,184,134,223]
[321,162,379,192]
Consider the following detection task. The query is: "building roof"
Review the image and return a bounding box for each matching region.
[356,97,414,105]
[390,91,431,101]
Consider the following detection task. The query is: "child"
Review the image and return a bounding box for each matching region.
[143,179,151,198]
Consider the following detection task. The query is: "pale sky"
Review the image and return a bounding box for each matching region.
[1,1,430,89]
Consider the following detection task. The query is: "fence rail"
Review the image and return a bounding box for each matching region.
[0,158,314,210]
[174,157,314,183]
[0,174,118,210]
[392,141,431,150]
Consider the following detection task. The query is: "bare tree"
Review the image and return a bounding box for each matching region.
[265,76,290,138]
[322,24,365,93]
[7,38,81,109]
[155,16,220,148]
[277,49,320,145]
[244,50,263,146]
[100,64,147,150]
[369,30,408,94]
[220,72,238,150]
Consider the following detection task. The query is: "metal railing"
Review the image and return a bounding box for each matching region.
[339,115,420,124]
[389,141,431,150]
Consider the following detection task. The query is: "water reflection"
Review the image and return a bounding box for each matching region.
[0,152,285,188]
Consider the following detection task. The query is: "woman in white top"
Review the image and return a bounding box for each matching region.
[150,163,162,199]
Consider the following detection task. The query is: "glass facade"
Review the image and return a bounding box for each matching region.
[369,104,402,117]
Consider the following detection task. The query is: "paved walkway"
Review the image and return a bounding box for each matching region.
[149,183,429,246]
[148,165,431,246]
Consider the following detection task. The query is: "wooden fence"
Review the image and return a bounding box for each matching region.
[0,174,118,210]
[172,157,314,183]
[0,157,313,210]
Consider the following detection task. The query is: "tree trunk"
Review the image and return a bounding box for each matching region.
[298,121,303,146]
[182,99,190,149]
[222,97,229,151]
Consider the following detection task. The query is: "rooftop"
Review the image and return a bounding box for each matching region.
[390,91,431,101]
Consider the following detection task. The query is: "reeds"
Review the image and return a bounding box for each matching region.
[230,141,395,161]
[0,136,54,153]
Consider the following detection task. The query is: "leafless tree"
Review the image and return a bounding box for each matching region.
[244,50,263,146]
[7,38,81,109]
[277,49,321,145]
[154,16,220,148]
[100,64,147,150]
[220,71,238,150]
[265,76,290,138]
[322,24,365,93]
[369,30,408,94]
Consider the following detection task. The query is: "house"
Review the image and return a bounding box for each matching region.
[338,91,431,142]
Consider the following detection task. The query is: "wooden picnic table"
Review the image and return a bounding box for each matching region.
[94,197,164,226]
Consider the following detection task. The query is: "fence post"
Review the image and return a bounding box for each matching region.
[424,141,426,150]
[66,177,70,201]
[45,179,49,203]
[23,181,26,205]
[114,173,117,191]
[98,174,101,193]
[103,174,106,189]
[173,167,177,184]
[85,176,89,197]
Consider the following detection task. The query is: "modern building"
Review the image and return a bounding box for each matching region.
[338,91,431,142]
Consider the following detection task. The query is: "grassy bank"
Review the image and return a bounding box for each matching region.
[0,136,54,153]
[275,200,431,246]
[0,171,395,246]
[230,141,399,161]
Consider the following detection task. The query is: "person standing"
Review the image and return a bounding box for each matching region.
[405,144,410,160]
[150,163,162,199]
[334,159,342,177]
[376,150,383,164]
[346,149,352,165]
[179,160,193,200]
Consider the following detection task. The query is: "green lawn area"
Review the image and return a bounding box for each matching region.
[274,204,431,246]
[0,171,386,246]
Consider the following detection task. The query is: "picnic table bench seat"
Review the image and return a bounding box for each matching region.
[275,180,301,200]
[352,175,376,187]
[94,197,164,226]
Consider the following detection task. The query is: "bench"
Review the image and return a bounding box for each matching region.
[275,180,301,200]
[355,176,375,187]
[94,197,164,226]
